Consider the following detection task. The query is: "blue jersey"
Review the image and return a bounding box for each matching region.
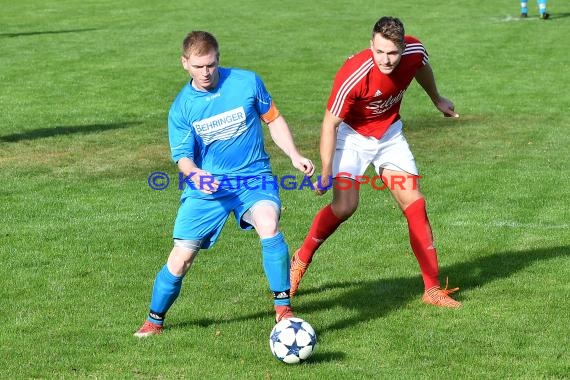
[168,67,275,197]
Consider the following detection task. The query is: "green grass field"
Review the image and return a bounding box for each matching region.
[1,0,569,378]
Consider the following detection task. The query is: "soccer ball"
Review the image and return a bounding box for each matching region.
[269,317,317,364]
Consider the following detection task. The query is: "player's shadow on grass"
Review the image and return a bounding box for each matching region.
[549,12,570,19]
[0,28,98,38]
[172,245,566,335]
[0,121,139,142]
[297,245,568,335]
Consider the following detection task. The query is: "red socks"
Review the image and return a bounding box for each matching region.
[403,198,440,289]
[298,198,441,290]
[297,204,343,263]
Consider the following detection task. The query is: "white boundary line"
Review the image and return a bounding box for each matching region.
[499,15,539,22]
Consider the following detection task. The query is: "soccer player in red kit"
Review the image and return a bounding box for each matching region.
[290,16,462,307]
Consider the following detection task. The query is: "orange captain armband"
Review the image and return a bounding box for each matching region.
[261,102,280,124]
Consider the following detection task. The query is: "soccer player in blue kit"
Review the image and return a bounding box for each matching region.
[135,31,315,337]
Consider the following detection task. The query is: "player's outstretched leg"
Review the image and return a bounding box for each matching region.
[134,264,184,337]
[260,232,296,322]
[403,198,462,308]
[290,204,344,296]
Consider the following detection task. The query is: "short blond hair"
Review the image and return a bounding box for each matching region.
[182,31,219,58]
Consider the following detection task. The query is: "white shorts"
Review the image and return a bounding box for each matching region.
[333,120,418,179]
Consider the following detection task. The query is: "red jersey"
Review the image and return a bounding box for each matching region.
[327,36,428,139]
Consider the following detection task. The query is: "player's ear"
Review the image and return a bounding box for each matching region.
[181,55,189,70]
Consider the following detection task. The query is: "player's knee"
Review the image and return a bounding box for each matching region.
[398,192,424,211]
[248,200,281,235]
[331,200,358,220]
[255,218,280,237]
[169,239,202,275]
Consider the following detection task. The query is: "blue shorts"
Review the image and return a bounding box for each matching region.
[172,175,281,249]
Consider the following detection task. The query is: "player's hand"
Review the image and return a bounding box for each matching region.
[435,96,459,118]
[292,156,315,177]
[191,169,220,194]
[313,174,332,196]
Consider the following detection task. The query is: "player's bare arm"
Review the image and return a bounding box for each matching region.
[414,64,459,118]
[267,115,315,176]
[177,157,220,194]
[314,110,343,195]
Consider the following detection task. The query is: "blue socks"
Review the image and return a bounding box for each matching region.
[145,233,290,325]
[260,232,291,306]
[147,265,184,325]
